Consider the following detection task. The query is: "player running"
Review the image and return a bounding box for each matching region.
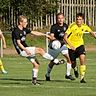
[0,30,8,74]
[45,13,75,81]
[64,13,96,83]
[12,15,63,85]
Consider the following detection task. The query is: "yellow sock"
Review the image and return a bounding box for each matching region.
[0,59,5,71]
[80,65,86,80]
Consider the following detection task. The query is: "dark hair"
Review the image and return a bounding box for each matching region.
[76,13,84,19]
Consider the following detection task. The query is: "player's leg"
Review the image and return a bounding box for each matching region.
[68,48,79,78]
[78,45,86,83]
[79,54,86,83]
[27,57,40,85]
[20,47,60,64]
[45,47,60,81]
[61,45,75,80]
[0,59,7,74]
[35,47,61,64]
[63,54,75,80]
[45,61,55,81]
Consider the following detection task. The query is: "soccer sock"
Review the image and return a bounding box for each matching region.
[66,63,71,76]
[43,53,53,60]
[32,68,38,78]
[0,59,5,71]
[43,53,59,64]
[80,65,86,80]
[46,65,52,77]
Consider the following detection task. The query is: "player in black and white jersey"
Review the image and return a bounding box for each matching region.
[12,15,63,85]
[45,13,75,81]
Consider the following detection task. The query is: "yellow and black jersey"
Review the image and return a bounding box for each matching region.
[65,22,92,48]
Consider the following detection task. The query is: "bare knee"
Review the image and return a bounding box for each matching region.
[35,47,45,55]
[31,60,40,69]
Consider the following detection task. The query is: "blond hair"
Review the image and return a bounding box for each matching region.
[18,15,27,24]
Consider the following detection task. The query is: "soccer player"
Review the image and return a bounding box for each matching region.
[12,15,62,85]
[45,13,75,81]
[64,13,96,83]
[0,30,8,74]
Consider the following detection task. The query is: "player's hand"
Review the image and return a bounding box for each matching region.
[69,46,76,51]
[45,34,51,38]
[25,49,32,56]
[3,44,6,49]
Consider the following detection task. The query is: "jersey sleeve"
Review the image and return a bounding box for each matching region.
[65,24,72,35]
[65,22,75,35]
[50,25,56,34]
[13,30,20,40]
[85,25,92,32]
[25,28,31,34]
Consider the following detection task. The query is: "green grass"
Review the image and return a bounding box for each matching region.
[0,51,96,96]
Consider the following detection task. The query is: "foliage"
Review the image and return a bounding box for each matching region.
[0,0,59,20]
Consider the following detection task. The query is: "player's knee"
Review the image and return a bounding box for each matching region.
[40,48,44,52]
[33,63,39,69]
[36,47,45,54]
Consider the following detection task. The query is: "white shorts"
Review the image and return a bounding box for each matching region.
[20,47,36,63]
[48,44,68,59]
[60,45,68,55]
[20,47,36,57]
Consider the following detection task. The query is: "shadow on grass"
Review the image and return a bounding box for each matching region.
[0,78,76,83]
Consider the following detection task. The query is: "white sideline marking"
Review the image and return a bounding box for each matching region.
[0,85,96,89]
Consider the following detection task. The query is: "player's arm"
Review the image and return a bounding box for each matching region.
[48,33,56,40]
[64,33,75,50]
[48,25,56,40]
[86,26,96,39]
[17,40,31,56]
[0,30,6,49]
[31,31,46,36]
[31,31,51,38]
[90,31,96,39]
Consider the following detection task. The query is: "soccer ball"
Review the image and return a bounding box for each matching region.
[52,40,61,50]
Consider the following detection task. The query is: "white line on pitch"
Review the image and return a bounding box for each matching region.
[0,85,96,89]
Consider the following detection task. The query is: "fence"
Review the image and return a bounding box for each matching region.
[30,0,96,29]
[0,0,96,30]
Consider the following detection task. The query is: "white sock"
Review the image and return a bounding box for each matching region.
[66,63,71,76]
[46,65,52,77]
[43,53,59,64]
[32,68,38,78]
[53,59,59,64]
[43,53,53,60]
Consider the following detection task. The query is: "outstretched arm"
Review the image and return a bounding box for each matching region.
[0,30,6,49]
[90,31,96,39]
[31,31,46,36]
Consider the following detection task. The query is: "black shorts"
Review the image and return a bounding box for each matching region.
[68,45,86,61]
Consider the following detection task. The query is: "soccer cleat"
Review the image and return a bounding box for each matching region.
[55,59,65,65]
[65,75,75,80]
[32,81,41,85]
[74,69,79,78]
[80,78,86,83]
[1,70,8,74]
[32,78,41,85]
[45,74,50,81]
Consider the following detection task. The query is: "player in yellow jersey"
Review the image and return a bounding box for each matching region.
[64,13,96,83]
[0,30,8,74]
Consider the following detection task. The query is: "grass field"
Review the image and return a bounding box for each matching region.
[0,51,96,96]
